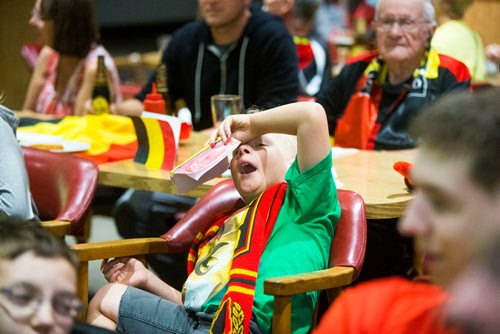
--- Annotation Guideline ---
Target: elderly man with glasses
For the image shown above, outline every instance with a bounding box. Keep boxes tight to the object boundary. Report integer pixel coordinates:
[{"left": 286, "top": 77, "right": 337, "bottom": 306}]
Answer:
[
  {"left": 316, "top": 0, "right": 472, "bottom": 283},
  {"left": 317, "top": 0, "right": 470, "bottom": 151}
]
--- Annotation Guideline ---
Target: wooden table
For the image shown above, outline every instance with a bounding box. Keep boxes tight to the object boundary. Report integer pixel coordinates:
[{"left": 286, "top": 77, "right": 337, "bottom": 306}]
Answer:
[
  {"left": 98, "top": 130, "right": 217, "bottom": 197},
  {"left": 486, "top": 72, "right": 500, "bottom": 87},
  {"left": 98, "top": 130, "right": 416, "bottom": 219},
  {"left": 14, "top": 112, "right": 416, "bottom": 218},
  {"left": 15, "top": 110, "right": 62, "bottom": 121},
  {"left": 333, "top": 149, "right": 415, "bottom": 219}
]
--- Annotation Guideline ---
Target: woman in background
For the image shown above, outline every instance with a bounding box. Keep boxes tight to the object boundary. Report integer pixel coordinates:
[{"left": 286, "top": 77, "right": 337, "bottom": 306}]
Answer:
[{"left": 22, "top": 0, "right": 121, "bottom": 116}]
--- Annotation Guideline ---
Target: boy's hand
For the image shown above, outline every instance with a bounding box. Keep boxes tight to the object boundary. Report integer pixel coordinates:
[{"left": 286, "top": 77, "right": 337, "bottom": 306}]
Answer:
[
  {"left": 101, "top": 257, "right": 151, "bottom": 289},
  {"left": 209, "top": 114, "right": 254, "bottom": 145}
]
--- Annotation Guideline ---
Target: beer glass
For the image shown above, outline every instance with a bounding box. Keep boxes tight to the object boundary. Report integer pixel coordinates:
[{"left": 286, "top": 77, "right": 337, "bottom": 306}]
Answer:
[{"left": 210, "top": 94, "right": 242, "bottom": 127}]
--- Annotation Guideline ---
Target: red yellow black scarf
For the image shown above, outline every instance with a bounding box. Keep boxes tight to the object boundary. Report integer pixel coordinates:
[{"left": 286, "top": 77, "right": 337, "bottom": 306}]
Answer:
[
  {"left": 294, "top": 36, "right": 314, "bottom": 70},
  {"left": 187, "top": 182, "right": 287, "bottom": 334}
]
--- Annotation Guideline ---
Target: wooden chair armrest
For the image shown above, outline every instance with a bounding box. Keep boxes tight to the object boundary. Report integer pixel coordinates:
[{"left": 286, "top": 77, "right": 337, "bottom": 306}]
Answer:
[
  {"left": 70, "top": 237, "right": 170, "bottom": 262},
  {"left": 265, "top": 266, "right": 354, "bottom": 334},
  {"left": 41, "top": 220, "right": 71, "bottom": 237},
  {"left": 264, "top": 266, "right": 355, "bottom": 296},
  {"left": 71, "top": 237, "right": 170, "bottom": 318}
]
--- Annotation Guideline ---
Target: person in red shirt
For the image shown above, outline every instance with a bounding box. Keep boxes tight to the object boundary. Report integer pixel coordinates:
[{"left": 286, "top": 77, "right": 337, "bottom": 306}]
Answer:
[{"left": 314, "top": 88, "right": 500, "bottom": 334}]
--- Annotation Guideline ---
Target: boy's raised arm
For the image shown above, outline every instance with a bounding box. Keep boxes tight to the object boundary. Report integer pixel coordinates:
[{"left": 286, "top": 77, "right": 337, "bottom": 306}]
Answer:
[{"left": 211, "top": 102, "right": 330, "bottom": 172}]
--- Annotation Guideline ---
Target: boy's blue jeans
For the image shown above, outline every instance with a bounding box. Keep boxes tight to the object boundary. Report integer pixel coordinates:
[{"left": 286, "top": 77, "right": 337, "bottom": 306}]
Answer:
[{"left": 117, "top": 286, "right": 262, "bottom": 334}]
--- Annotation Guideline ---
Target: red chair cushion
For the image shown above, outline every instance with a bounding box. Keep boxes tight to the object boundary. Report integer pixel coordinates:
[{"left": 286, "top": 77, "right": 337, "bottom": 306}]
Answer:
[{"left": 22, "top": 147, "right": 99, "bottom": 236}]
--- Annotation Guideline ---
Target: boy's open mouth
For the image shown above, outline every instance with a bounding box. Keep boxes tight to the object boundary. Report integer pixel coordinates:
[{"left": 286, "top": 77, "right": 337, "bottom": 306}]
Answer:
[{"left": 240, "top": 162, "right": 257, "bottom": 175}]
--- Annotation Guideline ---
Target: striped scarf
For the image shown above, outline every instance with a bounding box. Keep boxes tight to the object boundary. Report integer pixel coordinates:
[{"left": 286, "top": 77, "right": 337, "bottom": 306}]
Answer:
[
  {"left": 187, "top": 182, "right": 287, "bottom": 334},
  {"left": 335, "top": 48, "right": 439, "bottom": 149}
]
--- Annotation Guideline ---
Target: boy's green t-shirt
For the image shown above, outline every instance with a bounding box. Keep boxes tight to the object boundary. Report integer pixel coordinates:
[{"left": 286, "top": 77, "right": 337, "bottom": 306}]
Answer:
[{"left": 197, "top": 152, "right": 340, "bottom": 333}]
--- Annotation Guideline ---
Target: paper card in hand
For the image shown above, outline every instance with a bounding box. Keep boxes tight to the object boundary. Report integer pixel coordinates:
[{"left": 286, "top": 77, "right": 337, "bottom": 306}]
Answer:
[{"left": 171, "top": 137, "right": 241, "bottom": 193}]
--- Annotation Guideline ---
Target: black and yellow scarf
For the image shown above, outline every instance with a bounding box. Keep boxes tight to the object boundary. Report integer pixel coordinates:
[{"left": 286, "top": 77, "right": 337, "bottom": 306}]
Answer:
[{"left": 335, "top": 48, "right": 440, "bottom": 149}]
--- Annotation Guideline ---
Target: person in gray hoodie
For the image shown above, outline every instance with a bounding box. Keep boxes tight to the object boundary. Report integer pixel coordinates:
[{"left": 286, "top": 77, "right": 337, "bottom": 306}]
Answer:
[{"left": 0, "top": 104, "right": 38, "bottom": 223}]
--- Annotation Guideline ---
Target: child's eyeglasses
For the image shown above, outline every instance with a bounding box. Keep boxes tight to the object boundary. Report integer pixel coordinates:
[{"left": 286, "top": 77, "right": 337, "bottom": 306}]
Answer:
[{"left": 0, "top": 282, "right": 82, "bottom": 321}]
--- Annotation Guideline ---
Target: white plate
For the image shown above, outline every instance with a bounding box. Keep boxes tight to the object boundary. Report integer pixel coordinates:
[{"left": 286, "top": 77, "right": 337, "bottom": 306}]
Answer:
[
  {"left": 50, "top": 140, "right": 90, "bottom": 153},
  {"left": 21, "top": 140, "right": 90, "bottom": 153},
  {"left": 17, "top": 132, "right": 90, "bottom": 153},
  {"left": 17, "top": 131, "right": 63, "bottom": 144},
  {"left": 331, "top": 147, "right": 359, "bottom": 158}
]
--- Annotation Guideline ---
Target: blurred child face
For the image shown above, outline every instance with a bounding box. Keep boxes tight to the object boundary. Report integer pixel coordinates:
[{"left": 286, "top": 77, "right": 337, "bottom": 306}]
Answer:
[
  {"left": 230, "top": 134, "right": 295, "bottom": 203},
  {"left": 289, "top": 16, "right": 314, "bottom": 37},
  {"left": 399, "top": 148, "right": 500, "bottom": 287},
  {"left": 29, "top": 0, "right": 54, "bottom": 47},
  {"left": 0, "top": 252, "right": 78, "bottom": 334}
]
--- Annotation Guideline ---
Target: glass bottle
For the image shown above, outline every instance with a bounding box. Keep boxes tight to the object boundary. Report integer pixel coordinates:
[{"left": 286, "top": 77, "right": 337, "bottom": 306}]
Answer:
[
  {"left": 91, "top": 55, "right": 111, "bottom": 115},
  {"left": 156, "top": 64, "right": 171, "bottom": 115}
]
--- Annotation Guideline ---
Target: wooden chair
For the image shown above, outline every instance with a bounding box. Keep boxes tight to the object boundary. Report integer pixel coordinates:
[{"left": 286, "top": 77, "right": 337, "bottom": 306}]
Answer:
[
  {"left": 71, "top": 179, "right": 367, "bottom": 331},
  {"left": 264, "top": 189, "right": 366, "bottom": 333},
  {"left": 22, "top": 147, "right": 99, "bottom": 240}
]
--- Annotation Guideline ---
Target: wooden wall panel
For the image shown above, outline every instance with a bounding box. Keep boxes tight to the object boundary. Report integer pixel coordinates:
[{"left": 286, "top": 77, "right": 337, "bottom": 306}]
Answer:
[
  {"left": 0, "top": 0, "right": 37, "bottom": 109},
  {"left": 464, "top": 0, "right": 500, "bottom": 46}
]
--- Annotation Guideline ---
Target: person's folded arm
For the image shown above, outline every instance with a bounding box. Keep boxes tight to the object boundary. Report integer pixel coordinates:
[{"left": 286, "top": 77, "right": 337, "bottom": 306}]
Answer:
[{"left": 0, "top": 120, "right": 35, "bottom": 223}]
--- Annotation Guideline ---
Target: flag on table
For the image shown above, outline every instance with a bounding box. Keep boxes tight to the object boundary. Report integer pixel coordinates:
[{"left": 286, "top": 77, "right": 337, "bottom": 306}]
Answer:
[
  {"left": 130, "top": 112, "right": 180, "bottom": 171},
  {"left": 17, "top": 115, "right": 138, "bottom": 164}
]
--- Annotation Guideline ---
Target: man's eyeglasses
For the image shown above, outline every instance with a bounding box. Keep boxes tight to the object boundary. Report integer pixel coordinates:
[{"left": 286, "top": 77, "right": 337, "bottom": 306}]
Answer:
[
  {"left": 376, "top": 18, "right": 429, "bottom": 33},
  {"left": 0, "top": 283, "right": 82, "bottom": 321}
]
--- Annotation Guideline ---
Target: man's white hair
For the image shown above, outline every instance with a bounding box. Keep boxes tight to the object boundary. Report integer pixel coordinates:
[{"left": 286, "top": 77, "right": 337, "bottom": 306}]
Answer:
[{"left": 375, "top": 0, "right": 436, "bottom": 25}]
